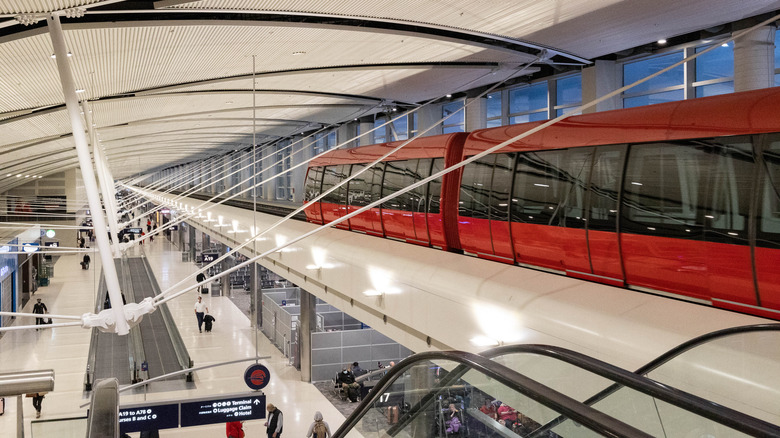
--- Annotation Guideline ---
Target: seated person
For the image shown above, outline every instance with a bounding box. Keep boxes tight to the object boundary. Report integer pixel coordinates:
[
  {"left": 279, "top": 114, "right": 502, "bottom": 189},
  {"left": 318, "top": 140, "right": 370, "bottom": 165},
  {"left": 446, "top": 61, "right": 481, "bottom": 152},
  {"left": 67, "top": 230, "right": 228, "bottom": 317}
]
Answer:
[
  {"left": 445, "top": 403, "right": 461, "bottom": 434},
  {"left": 337, "top": 367, "right": 360, "bottom": 402},
  {"left": 496, "top": 401, "right": 518, "bottom": 428},
  {"left": 351, "top": 361, "right": 367, "bottom": 377},
  {"left": 479, "top": 399, "right": 497, "bottom": 420}
]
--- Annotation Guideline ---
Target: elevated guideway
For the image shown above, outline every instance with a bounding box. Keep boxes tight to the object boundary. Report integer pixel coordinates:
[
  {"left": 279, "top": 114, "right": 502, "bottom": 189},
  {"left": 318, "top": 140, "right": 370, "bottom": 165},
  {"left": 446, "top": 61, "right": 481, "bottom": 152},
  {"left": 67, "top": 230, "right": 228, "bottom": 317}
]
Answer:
[{"left": 137, "top": 188, "right": 770, "bottom": 371}]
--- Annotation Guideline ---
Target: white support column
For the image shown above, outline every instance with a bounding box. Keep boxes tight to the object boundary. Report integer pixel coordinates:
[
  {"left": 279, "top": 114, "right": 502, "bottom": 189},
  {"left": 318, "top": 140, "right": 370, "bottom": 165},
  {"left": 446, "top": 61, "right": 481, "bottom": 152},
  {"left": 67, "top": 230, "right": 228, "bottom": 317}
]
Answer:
[
  {"left": 581, "top": 60, "right": 621, "bottom": 114},
  {"left": 465, "top": 96, "right": 487, "bottom": 131},
  {"left": 82, "top": 101, "right": 120, "bottom": 257},
  {"left": 418, "top": 104, "right": 443, "bottom": 136},
  {"left": 734, "top": 25, "right": 776, "bottom": 92},
  {"left": 358, "top": 121, "right": 374, "bottom": 146},
  {"left": 48, "top": 14, "right": 129, "bottom": 335}
]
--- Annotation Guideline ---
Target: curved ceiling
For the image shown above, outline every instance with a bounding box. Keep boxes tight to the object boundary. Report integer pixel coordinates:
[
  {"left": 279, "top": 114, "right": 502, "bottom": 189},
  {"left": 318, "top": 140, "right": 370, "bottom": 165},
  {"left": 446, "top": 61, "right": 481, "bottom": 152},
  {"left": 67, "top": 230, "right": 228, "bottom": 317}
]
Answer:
[{"left": 0, "top": 0, "right": 777, "bottom": 191}]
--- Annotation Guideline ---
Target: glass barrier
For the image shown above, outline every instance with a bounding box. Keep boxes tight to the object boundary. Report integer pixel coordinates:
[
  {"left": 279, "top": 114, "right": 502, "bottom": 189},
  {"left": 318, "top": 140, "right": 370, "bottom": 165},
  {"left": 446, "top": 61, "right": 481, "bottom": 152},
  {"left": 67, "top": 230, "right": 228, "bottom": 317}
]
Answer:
[
  {"left": 31, "top": 416, "right": 87, "bottom": 438},
  {"left": 349, "top": 357, "right": 624, "bottom": 438},
  {"left": 643, "top": 329, "right": 780, "bottom": 426},
  {"left": 489, "top": 350, "right": 766, "bottom": 437}
]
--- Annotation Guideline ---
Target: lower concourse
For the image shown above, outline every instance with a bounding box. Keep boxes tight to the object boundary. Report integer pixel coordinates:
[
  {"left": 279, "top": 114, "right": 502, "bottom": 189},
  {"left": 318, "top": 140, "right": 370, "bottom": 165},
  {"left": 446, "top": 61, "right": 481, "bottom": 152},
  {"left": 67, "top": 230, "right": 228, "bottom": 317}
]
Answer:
[{"left": 0, "top": 235, "right": 348, "bottom": 438}]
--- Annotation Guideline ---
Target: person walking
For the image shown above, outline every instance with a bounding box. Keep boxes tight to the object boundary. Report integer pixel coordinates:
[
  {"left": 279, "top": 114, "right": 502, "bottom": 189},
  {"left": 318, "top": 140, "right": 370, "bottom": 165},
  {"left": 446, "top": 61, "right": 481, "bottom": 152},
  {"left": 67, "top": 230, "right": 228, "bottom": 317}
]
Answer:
[
  {"left": 28, "top": 392, "right": 45, "bottom": 418},
  {"left": 226, "top": 420, "right": 245, "bottom": 438},
  {"left": 196, "top": 271, "right": 206, "bottom": 293},
  {"left": 32, "top": 298, "right": 47, "bottom": 329},
  {"left": 306, "top": 411, "right": 331, "bottom": 438},
  {"left": 194, "top": 296, "right": 208, "bottom": 333},
  {"left": 264, "top": 403, "right": 283, "bottom": 438}
]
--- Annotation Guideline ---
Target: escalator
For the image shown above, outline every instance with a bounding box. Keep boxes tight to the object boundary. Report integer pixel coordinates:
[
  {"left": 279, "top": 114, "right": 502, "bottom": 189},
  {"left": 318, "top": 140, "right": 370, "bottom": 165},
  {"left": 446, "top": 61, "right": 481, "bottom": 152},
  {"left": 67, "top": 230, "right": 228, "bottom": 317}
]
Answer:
[{"left": 333, "top": 325, "right": 780, "bottom": 437}]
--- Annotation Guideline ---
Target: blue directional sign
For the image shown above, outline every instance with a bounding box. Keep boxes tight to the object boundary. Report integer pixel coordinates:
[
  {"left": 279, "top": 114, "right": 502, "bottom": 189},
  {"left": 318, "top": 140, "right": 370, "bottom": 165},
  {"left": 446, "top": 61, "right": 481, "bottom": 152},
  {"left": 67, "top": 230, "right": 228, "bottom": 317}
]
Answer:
[
  {"left": 180, "top": 393, "right": 266, "bottom": 427},
  {"left": 201, "top": 252, "right": 218, "bottom": 263},
  {"left": 119, "top": 403, "right": 179, "bottom": 433}
]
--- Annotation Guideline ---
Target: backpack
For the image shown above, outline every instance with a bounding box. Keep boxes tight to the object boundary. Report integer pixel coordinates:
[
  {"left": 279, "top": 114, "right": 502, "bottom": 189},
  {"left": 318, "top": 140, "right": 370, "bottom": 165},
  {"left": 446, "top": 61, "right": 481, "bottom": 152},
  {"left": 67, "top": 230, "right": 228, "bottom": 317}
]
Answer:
[{"left": 314, "top": 420, "right": 327, "bottom": 438}]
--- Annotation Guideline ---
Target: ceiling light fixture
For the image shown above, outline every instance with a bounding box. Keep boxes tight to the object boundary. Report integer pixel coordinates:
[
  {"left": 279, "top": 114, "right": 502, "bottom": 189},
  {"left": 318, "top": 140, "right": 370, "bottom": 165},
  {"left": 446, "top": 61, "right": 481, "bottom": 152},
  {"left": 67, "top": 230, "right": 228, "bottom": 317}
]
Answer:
[{"left": 657, "top": 39, "right": 667, "bottom": 45}]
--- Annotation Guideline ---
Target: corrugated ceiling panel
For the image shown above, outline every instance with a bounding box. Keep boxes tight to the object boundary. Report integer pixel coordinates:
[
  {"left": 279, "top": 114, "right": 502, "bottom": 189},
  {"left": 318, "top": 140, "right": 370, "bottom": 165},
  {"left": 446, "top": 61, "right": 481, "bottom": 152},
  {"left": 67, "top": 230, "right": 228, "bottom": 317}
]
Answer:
[
  {"left": 163, "top": 0, "right": 608, "bottom": 39},
  {"left": 89, "top": 93, "right": 356, "bottom": 127},
  {"left": 166, "top": 0, "right": 780, "bottom": 59},
  {"left": 0, "top": 109, "right": 72, "bottom": 147},
  {"left": 61, "top": 23, "right": 513, "bottom": 100},
  {"left": 0, "top": 0, "right": 104, "bottom": 14},
  {"left": 0, "top": 33, "right": 63, "bottom": 113}
]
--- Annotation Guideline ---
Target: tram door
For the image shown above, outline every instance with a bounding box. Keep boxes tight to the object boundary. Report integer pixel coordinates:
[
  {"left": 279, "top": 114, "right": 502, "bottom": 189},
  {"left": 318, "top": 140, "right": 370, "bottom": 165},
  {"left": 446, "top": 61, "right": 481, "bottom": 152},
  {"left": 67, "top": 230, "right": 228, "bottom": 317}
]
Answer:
[
  {"left": 559, "top": 148, "right": 595, "bottom": 278},
  {"left": 583, "top": 146, "right": 625, "bottom": 285},
  {"left": 459, "top": 154, "right": 513, "bottom": 262},
  {"left": 753, "top": 136, "right": 780, "bottom": 310}
]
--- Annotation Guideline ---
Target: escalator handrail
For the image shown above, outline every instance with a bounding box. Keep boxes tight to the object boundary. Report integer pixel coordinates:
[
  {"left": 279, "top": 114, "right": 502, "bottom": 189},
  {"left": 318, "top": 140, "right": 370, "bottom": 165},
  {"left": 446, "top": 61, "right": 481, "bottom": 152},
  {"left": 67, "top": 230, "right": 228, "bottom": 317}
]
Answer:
[
  {"left": 479, "top": 342, "right": 780, "bottom": 437},
  {"left": 333, "top": 349, "right": 653, "bottom": 438},
  {"left": 632, "top": 323, "right": 780, "bottom": 376}
]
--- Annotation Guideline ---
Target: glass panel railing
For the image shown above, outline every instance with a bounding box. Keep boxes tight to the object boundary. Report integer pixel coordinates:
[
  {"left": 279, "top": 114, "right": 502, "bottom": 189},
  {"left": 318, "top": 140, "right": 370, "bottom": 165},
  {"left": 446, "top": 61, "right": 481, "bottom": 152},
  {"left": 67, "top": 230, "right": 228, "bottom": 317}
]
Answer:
[
  {"left": 640, "top": 325, "right": 780, "bottom": 426},
  {"left": 335, "top": 351, "right": 651, "bottom": 438},
  {"left": 30, "top": 416, "right": 87, "bottom": 438},
  {"left": 483, "top": 345, "right": 779, "bottom": 438}
]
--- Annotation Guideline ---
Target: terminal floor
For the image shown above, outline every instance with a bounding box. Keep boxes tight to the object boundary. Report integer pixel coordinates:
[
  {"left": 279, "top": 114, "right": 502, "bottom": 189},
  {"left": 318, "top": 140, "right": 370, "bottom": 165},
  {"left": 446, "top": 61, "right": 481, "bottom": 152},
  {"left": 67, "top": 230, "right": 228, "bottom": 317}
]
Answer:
[{"left": 0, "top": 236, "right": 349, "bottom": 437}]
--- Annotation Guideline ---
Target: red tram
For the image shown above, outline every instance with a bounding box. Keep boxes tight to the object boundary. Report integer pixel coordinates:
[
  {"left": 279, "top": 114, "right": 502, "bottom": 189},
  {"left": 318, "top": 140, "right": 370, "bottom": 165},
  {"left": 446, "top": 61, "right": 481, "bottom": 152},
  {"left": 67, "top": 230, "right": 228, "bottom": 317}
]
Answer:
[{"left": 304, "top": 87, "right": 780, "bottom": 319}]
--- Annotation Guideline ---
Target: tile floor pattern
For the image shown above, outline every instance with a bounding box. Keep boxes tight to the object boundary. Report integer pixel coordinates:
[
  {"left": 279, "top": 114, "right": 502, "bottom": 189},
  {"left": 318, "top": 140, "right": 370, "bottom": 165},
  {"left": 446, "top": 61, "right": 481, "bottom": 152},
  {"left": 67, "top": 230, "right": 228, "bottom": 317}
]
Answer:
[{"left": 0, "top": 235, "right": 355, "bottom": 437}]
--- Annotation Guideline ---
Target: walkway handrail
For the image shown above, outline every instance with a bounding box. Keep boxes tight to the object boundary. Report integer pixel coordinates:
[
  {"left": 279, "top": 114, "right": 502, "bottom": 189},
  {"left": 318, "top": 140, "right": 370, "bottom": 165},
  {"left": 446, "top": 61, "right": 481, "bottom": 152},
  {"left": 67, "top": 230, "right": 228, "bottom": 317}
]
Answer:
[
  {"left": 0, "top": 370, "right": 54, "bottom": 397},
  {"left": 141, "top": 256, "right": 193, "bottom": 378},
  {"left": 332, "top": 350, "right": 653, "bottom": 438},
  {"left": 122, "top": 256, "right": 148, "bottom": 383},
  {"left": 479, "top": 343, "right": 780, "bottom": 438},
  {"left": 83, "top": 274, "right": 104, "bottom": 391}
]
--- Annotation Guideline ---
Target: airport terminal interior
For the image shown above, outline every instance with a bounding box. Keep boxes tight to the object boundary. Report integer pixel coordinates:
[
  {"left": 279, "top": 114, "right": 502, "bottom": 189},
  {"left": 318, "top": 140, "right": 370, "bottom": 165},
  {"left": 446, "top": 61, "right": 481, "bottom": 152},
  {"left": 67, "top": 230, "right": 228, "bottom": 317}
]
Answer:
[{"left": 0, "top": 1, "right": 780, "bottom": 437}]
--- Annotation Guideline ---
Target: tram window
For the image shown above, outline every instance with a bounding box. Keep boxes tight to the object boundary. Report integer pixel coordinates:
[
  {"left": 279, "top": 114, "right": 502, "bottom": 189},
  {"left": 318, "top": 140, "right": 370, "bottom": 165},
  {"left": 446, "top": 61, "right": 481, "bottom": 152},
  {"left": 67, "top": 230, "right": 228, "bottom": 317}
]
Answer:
[
  {"left": 382, "top": 160, "right": 418, "bottom": 211},
  {"left": 759, "top": 134, "right": 780, "bottom": 247},
  {"left": 321, "top": 165, "right": 350, "bottom": 205},
  {"left": 511, "top": 150, "right": 566, "bottom": 225},
  {"left": 488, "top": 153, "right": 514, "bottom": 222},
  {"left": 588, "top": 146, "right": 624, "bottom": 232},
  {"left": 622, "top": 143, "right": 706, "bottom": 238},
  {"left": 304, "top": 167, "right": 324, "bottom": 202},
  {"left": 348, "top": 163, "right": 383, "bottom": 207},
  {"left": 412, "top": 158, "right": 433, "bottom": 213},
  {"left": 428, "top": 158, "right": 445, "bottom": 215},
  {"left": 703, "top": 137, "right": 752, "bottom": 243},
  {"left": 459, "top": 155, "right": 495, "bottom": 219},
  {"left": 560, "top": 148, "right": 593, "bottom": 229}
]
